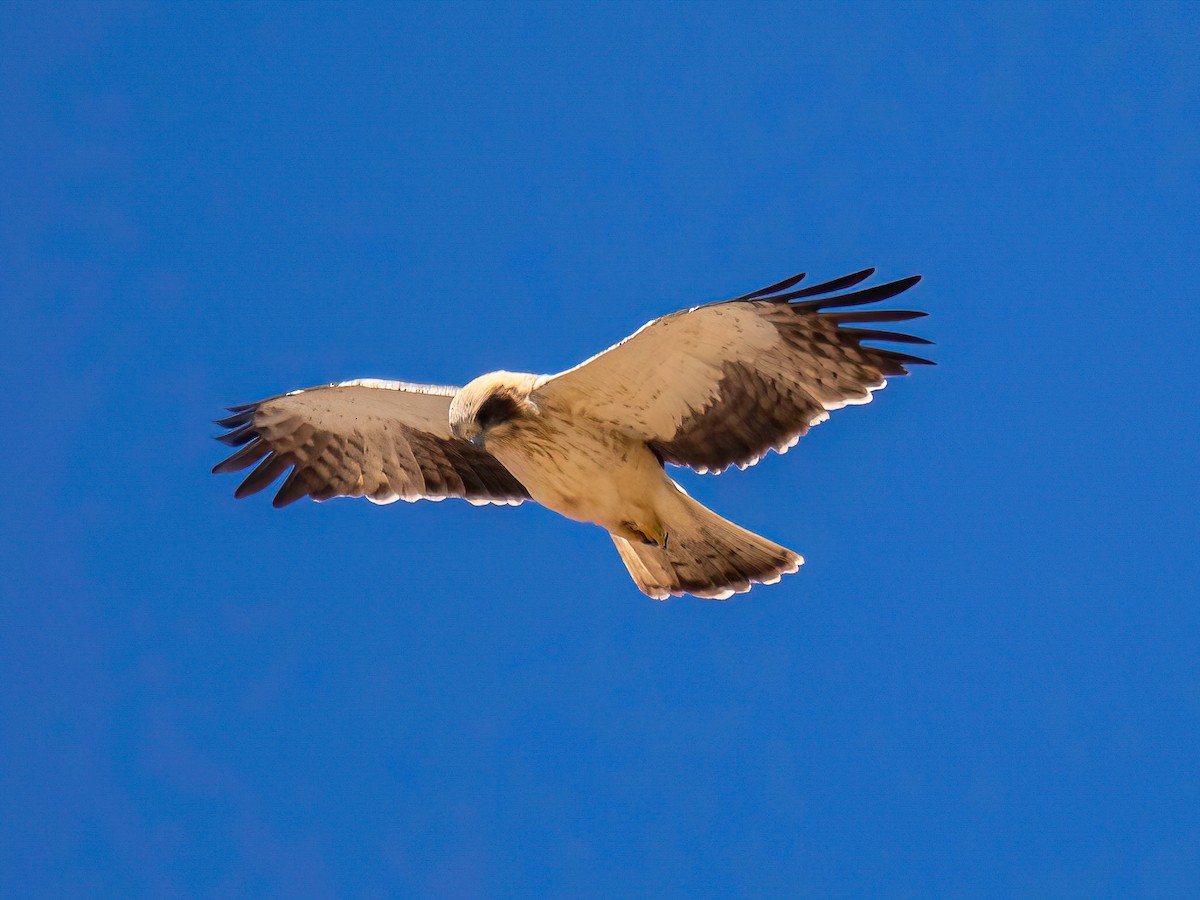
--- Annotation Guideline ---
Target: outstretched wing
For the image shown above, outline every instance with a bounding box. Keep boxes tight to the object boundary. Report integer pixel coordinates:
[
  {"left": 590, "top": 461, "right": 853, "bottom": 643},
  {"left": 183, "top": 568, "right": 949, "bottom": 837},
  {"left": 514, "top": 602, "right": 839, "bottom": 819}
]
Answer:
[
  {"left": 212, "top": 379, "right": 530, "bottom": 507},
  {"left": 535, "top": 269, "right": 932, "bottom": 474}
]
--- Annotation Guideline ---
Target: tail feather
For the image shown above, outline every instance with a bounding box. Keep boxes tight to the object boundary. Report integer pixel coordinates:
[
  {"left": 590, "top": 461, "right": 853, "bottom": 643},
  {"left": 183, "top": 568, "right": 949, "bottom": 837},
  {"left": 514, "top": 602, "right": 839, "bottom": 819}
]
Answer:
[{"left": 612, "top": 493, "right": 803, "bottom": 600}]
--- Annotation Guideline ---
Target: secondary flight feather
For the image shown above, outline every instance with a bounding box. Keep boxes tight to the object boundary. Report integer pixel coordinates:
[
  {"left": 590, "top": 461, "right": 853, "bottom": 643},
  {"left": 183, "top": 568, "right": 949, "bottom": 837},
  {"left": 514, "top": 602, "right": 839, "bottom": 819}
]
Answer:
[{"left": 213, "top": 268, "right": 932, "bottom": 599}]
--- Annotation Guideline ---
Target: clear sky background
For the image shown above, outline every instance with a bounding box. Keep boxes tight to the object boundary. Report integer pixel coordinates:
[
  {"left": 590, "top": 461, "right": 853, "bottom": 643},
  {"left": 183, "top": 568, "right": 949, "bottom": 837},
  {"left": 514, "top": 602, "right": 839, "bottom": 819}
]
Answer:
[{"left": 3, "top": 1, "right": 1198, "bottom": 896}]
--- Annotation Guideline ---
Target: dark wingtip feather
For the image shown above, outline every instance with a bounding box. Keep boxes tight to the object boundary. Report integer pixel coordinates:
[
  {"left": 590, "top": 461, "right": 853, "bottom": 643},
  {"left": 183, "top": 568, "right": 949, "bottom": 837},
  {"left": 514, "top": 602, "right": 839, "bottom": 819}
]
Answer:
[
  {"left": 828, "top": 309, "right": 928, "bottom": 324},
  {"left": 271, "top": 470, "right": 311, "bottom": 508},
  {"left": 796, "top": 274, "right": 922, "bottom": 311},
  {"left": 213, "top": 409, "right": 256, "bottom": 429},
  {"left": 732, "top": 271, "right": 807, "bottom": 301},
  {"left": 233, "top": 453, "right": 291, "bottom": 499},
  {"left": 771, "top": 267, "right": 876, "bottom": 302},
  {"left": 213, "top": 439, "right": 271, "bottom": 475},
  {"left": 841, "top": 328, "right": 935, "bottom": 346},
  {"left": 873, "top": 348, "right": 937, "bottom": 367},
  {"left": 214, "top": 422, "right": 258, "bottom": 446}
]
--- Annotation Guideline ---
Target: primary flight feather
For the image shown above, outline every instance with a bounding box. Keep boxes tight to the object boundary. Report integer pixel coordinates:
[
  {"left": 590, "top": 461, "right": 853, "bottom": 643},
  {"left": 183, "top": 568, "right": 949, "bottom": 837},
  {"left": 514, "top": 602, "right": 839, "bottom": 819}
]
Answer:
[{"left": 213, "top": 268, "right": 932, "bottom": 599}]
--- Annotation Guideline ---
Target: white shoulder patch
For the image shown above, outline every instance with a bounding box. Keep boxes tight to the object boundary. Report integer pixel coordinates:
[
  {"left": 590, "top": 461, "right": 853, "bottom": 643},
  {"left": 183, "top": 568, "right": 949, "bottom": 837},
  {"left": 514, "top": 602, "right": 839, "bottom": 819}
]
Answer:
[{"left": 333, "top": 378, "right": 460, "bottom": 396}]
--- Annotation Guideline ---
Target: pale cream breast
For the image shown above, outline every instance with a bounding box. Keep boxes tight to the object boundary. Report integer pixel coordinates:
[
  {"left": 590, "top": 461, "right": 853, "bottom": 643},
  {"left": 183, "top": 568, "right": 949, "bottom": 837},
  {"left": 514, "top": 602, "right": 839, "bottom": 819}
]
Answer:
[{"left": 487, "top": 413, "right": 666, "bottom": 531}]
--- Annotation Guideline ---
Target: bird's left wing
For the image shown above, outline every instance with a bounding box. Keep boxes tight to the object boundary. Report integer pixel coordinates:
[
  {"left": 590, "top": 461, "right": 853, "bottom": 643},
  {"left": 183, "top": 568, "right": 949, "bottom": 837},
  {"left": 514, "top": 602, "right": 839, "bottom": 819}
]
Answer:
[
  {"left": 534, "top": 269, "right": 933, "bottom": 474},
  {"left": 212, "top": 379, "right": 530, "bottom": 507}
]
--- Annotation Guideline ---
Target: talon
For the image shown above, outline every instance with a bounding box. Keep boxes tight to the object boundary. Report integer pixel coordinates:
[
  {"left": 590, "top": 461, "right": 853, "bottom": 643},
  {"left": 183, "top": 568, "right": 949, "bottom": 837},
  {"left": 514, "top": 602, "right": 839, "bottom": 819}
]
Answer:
[
  {"left": 621, "top": 520, "right": 666, "bottom": 548},
  {"left": 641, "top": 519, "right": 668, "bottom": 548}
]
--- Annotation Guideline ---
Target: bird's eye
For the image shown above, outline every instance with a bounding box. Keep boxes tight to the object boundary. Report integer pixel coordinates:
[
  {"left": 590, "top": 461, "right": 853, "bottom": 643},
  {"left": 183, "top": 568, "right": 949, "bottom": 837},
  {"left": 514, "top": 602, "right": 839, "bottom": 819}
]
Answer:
[{"left": 476, "top": 393, "right": 520, "bottom": 430}]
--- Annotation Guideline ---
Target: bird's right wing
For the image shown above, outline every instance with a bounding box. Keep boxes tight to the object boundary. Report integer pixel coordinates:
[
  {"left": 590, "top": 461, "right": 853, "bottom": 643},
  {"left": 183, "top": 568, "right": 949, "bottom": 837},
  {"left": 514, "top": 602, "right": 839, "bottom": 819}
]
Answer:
[{"left": 212, "top": 379, "right": 530, "bottom": 508}]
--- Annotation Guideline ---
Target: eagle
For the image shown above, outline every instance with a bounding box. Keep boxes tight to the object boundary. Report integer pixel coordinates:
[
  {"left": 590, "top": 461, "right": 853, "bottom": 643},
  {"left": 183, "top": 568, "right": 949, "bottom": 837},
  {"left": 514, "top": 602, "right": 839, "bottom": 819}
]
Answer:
[{"left": 213, "top": 268, "right": 932, "bottom": 599}]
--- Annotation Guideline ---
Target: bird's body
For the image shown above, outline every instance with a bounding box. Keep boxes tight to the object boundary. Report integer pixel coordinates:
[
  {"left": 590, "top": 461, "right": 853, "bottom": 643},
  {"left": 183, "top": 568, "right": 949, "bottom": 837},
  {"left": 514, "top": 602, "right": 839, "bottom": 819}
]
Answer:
[
  {"left": 214, "top": 268, "right": 932, "bottom": 599},
  {"left": 491, "top": 409, "right": 669, "bottom": 543},
  {"left": 454, "top": 372, "right": 670, "bottom": 543}
]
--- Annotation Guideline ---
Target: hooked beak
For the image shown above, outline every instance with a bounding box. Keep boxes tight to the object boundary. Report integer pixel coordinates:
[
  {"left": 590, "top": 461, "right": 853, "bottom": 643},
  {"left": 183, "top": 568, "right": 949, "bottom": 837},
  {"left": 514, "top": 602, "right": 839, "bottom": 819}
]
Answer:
[{"left": 453, "top": 420, "right": 486, "bottom": 448}]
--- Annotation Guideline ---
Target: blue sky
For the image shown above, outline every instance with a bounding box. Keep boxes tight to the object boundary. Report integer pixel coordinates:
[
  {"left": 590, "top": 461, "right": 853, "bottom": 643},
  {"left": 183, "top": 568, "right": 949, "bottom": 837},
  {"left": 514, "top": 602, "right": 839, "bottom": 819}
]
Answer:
[{"left": 3, "top": 1, "right": 1198, "bottom": 895}]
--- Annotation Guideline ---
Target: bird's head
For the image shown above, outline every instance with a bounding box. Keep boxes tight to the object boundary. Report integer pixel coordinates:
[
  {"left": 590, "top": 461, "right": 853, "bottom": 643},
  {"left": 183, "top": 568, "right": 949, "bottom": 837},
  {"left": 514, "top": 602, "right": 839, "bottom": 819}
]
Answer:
[{"left": 449, "top": 371, "right": 542, "bottom": 448}]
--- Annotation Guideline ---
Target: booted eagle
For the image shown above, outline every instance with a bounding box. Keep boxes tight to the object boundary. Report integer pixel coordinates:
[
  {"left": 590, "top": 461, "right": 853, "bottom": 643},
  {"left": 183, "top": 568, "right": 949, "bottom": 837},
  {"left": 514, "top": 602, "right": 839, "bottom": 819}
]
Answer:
[{"left": 213, "top": 268, "right": 932, "bottom": 599}]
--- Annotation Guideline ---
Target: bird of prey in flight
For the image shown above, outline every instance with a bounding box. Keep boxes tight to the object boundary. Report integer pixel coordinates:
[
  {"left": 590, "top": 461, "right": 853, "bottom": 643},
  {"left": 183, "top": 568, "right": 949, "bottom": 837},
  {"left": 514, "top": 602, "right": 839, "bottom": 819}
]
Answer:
[{"left": 213, "top": 268, "right": 932, "bottom": 599}]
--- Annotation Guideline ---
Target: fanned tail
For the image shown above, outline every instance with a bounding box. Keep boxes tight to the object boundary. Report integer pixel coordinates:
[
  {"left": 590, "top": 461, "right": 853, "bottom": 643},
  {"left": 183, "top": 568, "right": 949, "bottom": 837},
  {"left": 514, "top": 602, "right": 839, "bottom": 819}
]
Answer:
[{"left": 611, "top": 492, "right": 802, "bottom": 600}]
